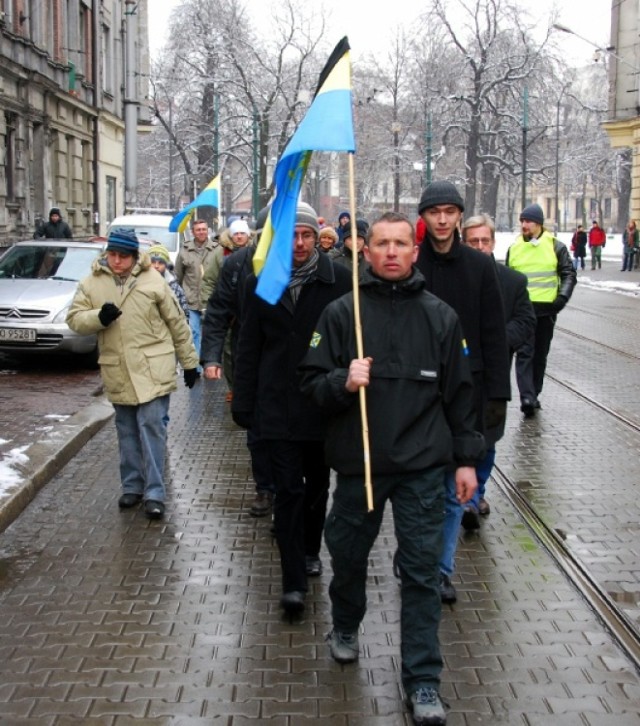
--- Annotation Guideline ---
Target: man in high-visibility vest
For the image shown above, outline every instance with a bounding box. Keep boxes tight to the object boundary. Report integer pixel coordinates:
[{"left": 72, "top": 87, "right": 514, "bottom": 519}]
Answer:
[{"left": 506, "top": 203, "right": 576, "bottom": 417}]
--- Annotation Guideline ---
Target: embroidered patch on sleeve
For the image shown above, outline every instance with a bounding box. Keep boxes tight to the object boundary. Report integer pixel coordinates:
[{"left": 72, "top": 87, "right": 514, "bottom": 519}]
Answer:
[
  {"left": 461, "top": 338, "right": 469, "bottom": 356},
  {"left": 310, "top": 331, "right": 322, "bottom": 348}
]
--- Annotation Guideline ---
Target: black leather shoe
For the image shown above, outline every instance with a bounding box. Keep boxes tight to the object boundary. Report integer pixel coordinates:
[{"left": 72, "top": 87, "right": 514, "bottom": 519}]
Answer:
[
  {"left": 461, "top": 505, "right": 480, "bottom": 531},
  {"left": 305, "top": 556, "right": 323, "bottom": 577},
  {"left": 440, "top": 574, "right": 457, "bottom": 604},
  {"left": 520, "top": 399, "right": 536, "bottom": 418},
  {"left": 280, "top": 591, "right": 305, "bottom": 616},
  {"left": 118, "top": 493, "right": 142, "bottom": 509},
  {"left": 144, "top": 500, "right": 165, "bottom": 520}
]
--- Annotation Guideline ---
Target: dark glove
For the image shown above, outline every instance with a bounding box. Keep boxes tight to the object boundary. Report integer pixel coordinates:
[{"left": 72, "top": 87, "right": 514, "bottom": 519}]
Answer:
[
  {"left": 183, "top": 368, "right": 199, "bottom": 389},
  {"left": 98, "top": 302, "right": 122, "bottom": 327},
  {"left": 485, "top": 399, "right": 507, "bottom": 431},
  {"left": 232, "top": 410, "right": 254, "bottom": 430},
  {"left": 552, "top": 294, "right": 568, "bottom": 313}
]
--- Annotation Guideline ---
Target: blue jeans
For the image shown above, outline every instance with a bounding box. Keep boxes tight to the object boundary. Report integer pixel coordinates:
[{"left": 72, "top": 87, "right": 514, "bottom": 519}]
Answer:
[
  {"left": 469, "top": 447, "right": 496, "bottom": 510},
  {"left": 325, "top": 467, "right": 445, "bottom": 694},
  {"left": 188, "top": 309, "right": 202, "bottom": 370},
  {"left": 114, "top": 395, "right": 170, "bottom": 502},
  {"left": 440, "top": 471, "right": 462, "bottom": 577}
]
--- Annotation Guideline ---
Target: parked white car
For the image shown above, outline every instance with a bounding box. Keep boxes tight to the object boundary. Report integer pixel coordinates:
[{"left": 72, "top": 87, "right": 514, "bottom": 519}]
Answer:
[{"left": 107, "top": 213, "right": 183, "bottom": 263}]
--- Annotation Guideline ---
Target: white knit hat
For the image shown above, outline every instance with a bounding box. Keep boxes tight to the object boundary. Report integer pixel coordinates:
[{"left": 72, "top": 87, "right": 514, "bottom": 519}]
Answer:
[{"left": 229, "top": 219, "right": 250, "bottom": 236}]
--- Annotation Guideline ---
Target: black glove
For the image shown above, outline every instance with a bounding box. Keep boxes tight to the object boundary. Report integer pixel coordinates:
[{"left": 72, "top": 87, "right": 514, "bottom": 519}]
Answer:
[
  {"left": 98, "top": 302, "right": 122, "bottom": 327},
  {"left": 183, "top": 368, "right": 199, "bottom": 389},
  {"left": 232, "top": 410, "right": 254, "bottom": 430},
  {"left": 552, "top": 294, "right": 568, "bottom": 313},
  {"left": 485, "top": 399, "right": 507, "bottom": 431}
]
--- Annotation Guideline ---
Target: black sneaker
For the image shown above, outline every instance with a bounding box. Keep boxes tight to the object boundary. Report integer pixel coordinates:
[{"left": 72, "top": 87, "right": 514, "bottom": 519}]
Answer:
[
  {"left": 520, "top": 399, "right": 536, "bottom": 418},
  {"left": 118, "top": 493, "right": 142, "bottom": 509},
  {"left": 305, "top": 556, "right": 323, "bottom": 577},
  {"left": 144, "top": 500, "right": 165, "bottom": 520},
  {"left": 407, "top": 686, "right": 446, "bottom": 725},
  {"left": 439, "top": 573, "right": 457, "bottom": 604},
  {"left": 327, "top": 629, "right": 359, "bottom": 663},
  {"left": 249, "top": 491, "right": 273, "bottom": 518}
]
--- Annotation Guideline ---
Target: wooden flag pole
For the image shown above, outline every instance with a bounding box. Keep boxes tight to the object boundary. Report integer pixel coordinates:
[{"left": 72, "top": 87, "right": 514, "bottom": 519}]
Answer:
[{"left": 347, "top": 153, "right": 373, "bottom": 511}]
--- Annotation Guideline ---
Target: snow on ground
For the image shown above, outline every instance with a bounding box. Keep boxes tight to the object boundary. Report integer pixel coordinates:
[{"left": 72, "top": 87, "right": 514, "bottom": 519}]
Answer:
[{"left": 0, "top": 445, "right": 29, "bottom": 493}]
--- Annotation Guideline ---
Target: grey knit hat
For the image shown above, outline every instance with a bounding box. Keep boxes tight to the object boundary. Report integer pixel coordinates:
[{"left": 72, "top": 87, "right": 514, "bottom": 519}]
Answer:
[
  {"left": 295, "top": 202, "right": 320, "bottom": 234},
  {"left": 519, "top": 203, "right": 544, "bottom": 226},
  {"left": 418, "top": 181, "right": 464, "bottom": 214}
]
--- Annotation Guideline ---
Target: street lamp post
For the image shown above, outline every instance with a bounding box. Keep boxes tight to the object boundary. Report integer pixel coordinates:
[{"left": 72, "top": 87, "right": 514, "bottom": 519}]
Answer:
[
  {"left": 554, "top": 83, "right": 571, "bottom": 233},
  {"left": 521, "top": 86, "right": 528, "bottom": 209}
]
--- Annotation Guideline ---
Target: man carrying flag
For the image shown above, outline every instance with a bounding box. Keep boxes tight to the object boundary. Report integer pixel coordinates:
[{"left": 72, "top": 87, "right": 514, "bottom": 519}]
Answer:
[{"left": 231, "top": 203, "right": 351, "bottom": 616}]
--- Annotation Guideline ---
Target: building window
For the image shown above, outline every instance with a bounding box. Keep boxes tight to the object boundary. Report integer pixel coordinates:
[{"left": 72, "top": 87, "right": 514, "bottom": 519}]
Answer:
[
  {"left": 575, "top": 198, "right": 582, "bottom": 220},
  {"left": 102, "top": 24, "right": 113, "bottom": 93},
  {"left": 546, "top": 198, "right": 552, "bottom": 220},
  {"left": 106, "top": 176, "right": 117, "bottom": 223},
  {"left": 589, "top": 198, "right": 598, "bottom": 217},
  {"left": 4, "top": 113, "right": 16, "bottom": 202},
  {"left": 604, "top": 197, "right": 611, "bottom": 218}
]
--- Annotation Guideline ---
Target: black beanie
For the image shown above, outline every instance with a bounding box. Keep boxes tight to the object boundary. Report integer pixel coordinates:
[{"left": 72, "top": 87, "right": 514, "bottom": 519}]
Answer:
[
  {"left": 344, "top": 219, "right": 369, "bottom": 240},
  {"left": 519, "top": 203, "right": 544, "bottom": 226},
  {"left": 418, "top": 181, "right": 464, "bottom": 214}
]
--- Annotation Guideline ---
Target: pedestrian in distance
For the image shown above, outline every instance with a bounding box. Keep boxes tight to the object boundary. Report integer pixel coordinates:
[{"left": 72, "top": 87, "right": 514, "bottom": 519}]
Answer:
[
  {"left": 506, "top": 203, "right": 576, "bottom": 418},
  {"left": 174, "top": 217, "right": 219, "bottom": 367},
  {"left": 34, "top": 207, "right": 73, "bottom": 239},
  {"left": 329, "top": 218, "right": 369, "bottom": 279},
  {"left": 588, "top": 219, "right": 606, "bottom": 270},
  {"left": 231, "top": 202, "right": 352, "bottom": 618},
  {"left": 570, "top": 224, "right": 587, "bottom": 271},
  {"left": 67, "top": 228, "right": 199, "bottom": 520},
  {"left": 299, "top": 211, "right": 484, "bottom": 726},
  {"left": 413, "top": 180, "right": 510, "bottom": 605},
  {"left": 460, "top": 214, "right": 535, "bottom": 529},
  {"left": 201, "top": 206, "right": 276, "bottom": 519},
  {"left": 621, "top": 219, "right": 638, "bottom": 272},
  {"left": 334, "top": 209, "right": 351, "bottom": 249}
]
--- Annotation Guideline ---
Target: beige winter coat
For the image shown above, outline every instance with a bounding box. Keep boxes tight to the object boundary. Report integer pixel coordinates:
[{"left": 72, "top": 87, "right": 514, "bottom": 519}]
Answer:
[
  {"left": 173, "top": 237, "right": 219, "bottom": 310},
  {"left": 66, "top": 252, "right": 199, "bottom": 405}
]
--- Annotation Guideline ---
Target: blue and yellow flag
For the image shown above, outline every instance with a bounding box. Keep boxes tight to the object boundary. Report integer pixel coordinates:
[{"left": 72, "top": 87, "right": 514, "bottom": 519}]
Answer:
[
  {"left": 169, "top": 174, "right": 221, "bottom": 233},
  {"left": 254, "top": 37, "right": 356, "bottom": 304}
]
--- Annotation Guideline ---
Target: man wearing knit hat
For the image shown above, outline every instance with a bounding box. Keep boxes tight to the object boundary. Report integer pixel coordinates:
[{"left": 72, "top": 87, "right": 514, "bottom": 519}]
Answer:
[
  {"left": 413, "top": 180, "right": 510, "bottom": 606},
  {"left": 67, "top": 228, "right": 199, "bottom": 520},
  {"left": 231, "top": 202, "right": 352, "bottom": 617},
  {"left": 506, "top": 202, "right": 576, "bottom": 417},
  {"left": 201, "top": 206, "right": 276, "bottom": 519}
]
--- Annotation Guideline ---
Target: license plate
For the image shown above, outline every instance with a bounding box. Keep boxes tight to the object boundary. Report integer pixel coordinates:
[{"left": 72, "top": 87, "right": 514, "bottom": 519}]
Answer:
[{"left": 0, "top": 327, "right": 37, "bottom": 342}]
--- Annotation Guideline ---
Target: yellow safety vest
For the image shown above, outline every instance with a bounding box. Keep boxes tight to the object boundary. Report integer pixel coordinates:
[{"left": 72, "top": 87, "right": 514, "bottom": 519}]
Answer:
[{"left": 508, "top": 231, "right": 558, "bottom": 303}]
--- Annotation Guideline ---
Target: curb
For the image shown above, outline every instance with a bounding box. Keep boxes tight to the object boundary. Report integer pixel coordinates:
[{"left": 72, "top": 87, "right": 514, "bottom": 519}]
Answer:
[{"left": 0, "top": 395, "right": 114, "bottom": 534}]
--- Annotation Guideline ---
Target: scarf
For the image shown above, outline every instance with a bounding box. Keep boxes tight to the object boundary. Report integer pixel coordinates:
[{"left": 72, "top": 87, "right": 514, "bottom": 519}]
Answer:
[{"left": 288, "top": 248, "right": 319, "bottom": 305}]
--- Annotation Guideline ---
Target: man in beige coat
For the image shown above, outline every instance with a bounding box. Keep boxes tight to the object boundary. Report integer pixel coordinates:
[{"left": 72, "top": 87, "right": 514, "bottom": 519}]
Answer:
[{"left": 67, "top": 229, "right": 199, "bottom": 519}]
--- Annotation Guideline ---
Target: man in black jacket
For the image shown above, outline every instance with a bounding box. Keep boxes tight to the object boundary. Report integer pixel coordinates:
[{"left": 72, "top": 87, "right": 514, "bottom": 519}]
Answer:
[
  {"left": 34, "top": 207, "right": 73, "bottom": 239},
  {"left": 415, "top": 181, "right": 510, "bottom": 604},
  {"left": 299, "top": 212, "right": 483, "bottom": 726},
  {"left": 201, "top": 207, "right": 276, "bottom": 519},
  {"left": 231, "top": 202, "right": 352, "bottom": 617},
  {"left": 460, "top": 214, "right": 536, "bottom": 528}
]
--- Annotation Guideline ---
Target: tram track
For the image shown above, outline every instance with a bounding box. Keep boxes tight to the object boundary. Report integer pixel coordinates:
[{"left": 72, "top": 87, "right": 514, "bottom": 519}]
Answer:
[
  {"left": 492, "top": 463, "right": 640, "bottom": 672},
  {"left": 556, "top": 323, "right": 640, "bottom": 362}
]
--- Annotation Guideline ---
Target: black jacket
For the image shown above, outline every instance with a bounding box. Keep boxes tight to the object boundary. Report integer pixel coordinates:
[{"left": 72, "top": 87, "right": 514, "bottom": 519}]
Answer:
[
  {"left": 232, "top": 253, "right": 352, "bottom": 440},
  {"left": 415, "top": 233, "right": 511, "bottom": 434},
  {"left": 299, "top": 267, "right": 485, "bottom": 476},
  {"left": 200, "top": 245, "right": 255, "bottom": 366},
  {"left": 494, "top": 261, "right": 536, "bottom": 356},
  {"left": 34, "top": 218, "right": 72, "bottom": 239}
]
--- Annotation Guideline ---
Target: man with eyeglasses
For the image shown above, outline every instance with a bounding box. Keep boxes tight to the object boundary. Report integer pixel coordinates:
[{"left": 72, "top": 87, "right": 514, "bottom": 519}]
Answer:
[
  {"left": 231, "top": 202, "right": 352, "bottom": 618},
  {"left": 461, "top": 214, "right": 535, "bottom": 528}
]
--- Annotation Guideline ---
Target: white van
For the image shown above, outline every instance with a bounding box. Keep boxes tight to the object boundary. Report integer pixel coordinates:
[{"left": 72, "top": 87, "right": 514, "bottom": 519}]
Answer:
[{"left": 107, "top": 212, "right": 184, "bottom": 264}]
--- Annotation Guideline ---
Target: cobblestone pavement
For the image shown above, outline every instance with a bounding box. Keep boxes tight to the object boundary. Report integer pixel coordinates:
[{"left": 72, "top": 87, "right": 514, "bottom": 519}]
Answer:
[{"left": 1, "top": 379, "right": 640, "bottom": 724}]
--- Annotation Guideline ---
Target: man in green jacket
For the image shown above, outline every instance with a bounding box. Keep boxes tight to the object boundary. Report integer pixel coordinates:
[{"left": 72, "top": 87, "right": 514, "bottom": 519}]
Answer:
[{"left": 67, "top": 229, "right": 199, "bottom": 519}]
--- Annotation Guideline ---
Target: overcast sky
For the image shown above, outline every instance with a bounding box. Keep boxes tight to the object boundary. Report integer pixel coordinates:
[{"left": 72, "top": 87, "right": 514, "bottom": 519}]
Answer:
[{"left": 147, "top": 0, "right": 612, "bottom": 65}]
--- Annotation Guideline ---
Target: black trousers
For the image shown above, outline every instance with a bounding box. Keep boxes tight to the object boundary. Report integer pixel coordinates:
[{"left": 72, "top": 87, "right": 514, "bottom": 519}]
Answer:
[{"left": 267, "top": 439, "right": 330, "bottom": 593}]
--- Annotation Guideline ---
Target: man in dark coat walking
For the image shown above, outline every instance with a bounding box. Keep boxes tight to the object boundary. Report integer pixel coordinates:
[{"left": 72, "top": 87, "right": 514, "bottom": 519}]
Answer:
[
  {"left": 231, "top": 202, "right": 352, "bottom": 617},
  {"left": 414, "top": 181, "right": 510, "bottom": 604},
  {"left": 34, "top": 207, "right": 73, "bottom": 239},
  {"left": 460, "top": 214, "right": 536, "bottom": 528}
]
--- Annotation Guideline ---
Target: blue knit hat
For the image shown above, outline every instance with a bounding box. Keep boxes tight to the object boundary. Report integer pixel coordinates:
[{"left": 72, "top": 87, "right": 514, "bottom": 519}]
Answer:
[{"left": 106, "top": 228, "right": 139, "bottom": 255}]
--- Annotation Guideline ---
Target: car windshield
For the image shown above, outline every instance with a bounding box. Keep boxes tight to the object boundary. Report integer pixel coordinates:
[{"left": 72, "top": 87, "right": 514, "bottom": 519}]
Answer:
[
  {"left": 129, "top": 227, "right": 177, "bottom": 251},
  {"left": 0, "top": 245, "right": 101, "bottom": 281}
]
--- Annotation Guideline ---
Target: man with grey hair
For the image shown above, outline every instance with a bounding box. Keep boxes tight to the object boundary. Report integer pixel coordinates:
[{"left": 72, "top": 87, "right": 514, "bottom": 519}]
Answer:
[
  {"left": 460, "top": 214, "right": 535, "bottom": 528},
  {"left": 231, "top": 202, "right": 352, "bottom": 617}
]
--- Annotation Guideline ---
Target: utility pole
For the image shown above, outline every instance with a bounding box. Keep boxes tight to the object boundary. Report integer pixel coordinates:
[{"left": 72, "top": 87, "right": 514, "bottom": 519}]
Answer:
[
  {"left": 521, "top": 86, "right": 528, "bottom": 210},
  {"left": 425, "top": 113, "right": 432, "bottom": 186},
  {"left": 213, "top": 93, "right": 219, "bottom": 176},
  {"left": 124, "top": 0, "right": 139, "bottom": 209},
  {"left": 252, "top": 107, "right": 259, "bottom": 218}
]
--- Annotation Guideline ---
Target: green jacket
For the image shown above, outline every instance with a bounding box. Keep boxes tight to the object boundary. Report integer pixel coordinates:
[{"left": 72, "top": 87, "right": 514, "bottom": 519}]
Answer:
[
  {"left": 67, "top": 252, "right": 199, "bottom": 405},
  {"left": 174, "top": 236, "right": 219, "bottom": 310}
]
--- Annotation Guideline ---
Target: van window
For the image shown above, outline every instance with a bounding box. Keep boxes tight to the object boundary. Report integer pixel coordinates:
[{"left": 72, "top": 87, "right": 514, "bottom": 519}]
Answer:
[{"left": 129, "top": 226, "right": 179, "bottom": 251}]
